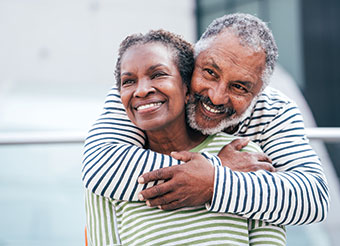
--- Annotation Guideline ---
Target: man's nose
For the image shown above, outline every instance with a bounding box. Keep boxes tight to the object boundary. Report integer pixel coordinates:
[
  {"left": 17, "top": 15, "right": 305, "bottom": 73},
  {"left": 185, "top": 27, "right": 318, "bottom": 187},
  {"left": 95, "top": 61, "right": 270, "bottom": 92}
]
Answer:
[
  {"left": 208, "top": 84, "right": 229, "bottom": 105},
  {"left": 133, "top": 79, "right": 155, "bottom": 98}
]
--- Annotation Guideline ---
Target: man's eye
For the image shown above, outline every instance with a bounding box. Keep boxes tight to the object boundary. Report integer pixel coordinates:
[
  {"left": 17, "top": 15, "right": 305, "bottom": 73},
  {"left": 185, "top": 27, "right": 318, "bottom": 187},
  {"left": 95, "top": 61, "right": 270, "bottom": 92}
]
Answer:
[
  {"left": 204, "top": 68, "right": 217, "bottom": 77},
  {"left": 232, "top": 84, "right": 247, "bottom": 92}
]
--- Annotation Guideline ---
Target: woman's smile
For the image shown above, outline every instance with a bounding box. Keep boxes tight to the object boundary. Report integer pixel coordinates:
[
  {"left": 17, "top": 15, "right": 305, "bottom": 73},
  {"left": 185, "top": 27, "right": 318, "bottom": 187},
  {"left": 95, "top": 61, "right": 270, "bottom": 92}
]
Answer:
[
  {"left": 134, "top": 100, "right": 164, "bottom": 112},
  {"left": 119, "top": 43, "right": 187, "bottom": 132}
]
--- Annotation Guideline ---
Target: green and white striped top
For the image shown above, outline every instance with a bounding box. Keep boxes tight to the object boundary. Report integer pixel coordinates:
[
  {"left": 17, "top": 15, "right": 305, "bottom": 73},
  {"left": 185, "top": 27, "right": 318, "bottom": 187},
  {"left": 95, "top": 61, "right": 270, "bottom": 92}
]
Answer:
[{"left": 85, "top": 132, "right": 286, "bottom": 246}]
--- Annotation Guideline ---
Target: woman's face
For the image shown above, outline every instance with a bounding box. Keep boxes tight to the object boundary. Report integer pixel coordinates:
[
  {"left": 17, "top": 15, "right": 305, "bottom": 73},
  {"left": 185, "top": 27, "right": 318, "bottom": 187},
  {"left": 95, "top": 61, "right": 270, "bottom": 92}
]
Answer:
[{"left": 119, "top": 43, "right": 188, "bottom": 132}]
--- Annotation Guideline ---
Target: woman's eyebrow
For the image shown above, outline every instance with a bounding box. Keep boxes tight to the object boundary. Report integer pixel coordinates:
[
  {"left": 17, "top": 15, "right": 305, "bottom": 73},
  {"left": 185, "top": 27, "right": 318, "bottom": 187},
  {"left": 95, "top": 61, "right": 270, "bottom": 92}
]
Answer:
[
  {"left": 121, "top": 72, "right": 133, "bottom": 76},
  {"left": 148, "top": 63, "right": 166, "bottom": 72}
]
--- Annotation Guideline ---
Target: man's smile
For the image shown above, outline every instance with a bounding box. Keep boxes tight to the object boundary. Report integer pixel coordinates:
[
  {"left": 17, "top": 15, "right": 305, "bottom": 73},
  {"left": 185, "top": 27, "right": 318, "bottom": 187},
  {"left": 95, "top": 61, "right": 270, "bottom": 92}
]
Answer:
[
  {"left": 193, "top": 93, "right": 236, "bottom": 119},
  {"left": 202, "top": 101, "right": 225, "bottom": 114}
]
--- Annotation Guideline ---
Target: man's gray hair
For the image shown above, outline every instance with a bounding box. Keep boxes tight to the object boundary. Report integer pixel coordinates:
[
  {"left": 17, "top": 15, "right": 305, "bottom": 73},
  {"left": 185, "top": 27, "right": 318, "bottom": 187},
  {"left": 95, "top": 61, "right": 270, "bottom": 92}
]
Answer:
[{"left": 194, "top": 13, "right": 278, "bottom": 88}]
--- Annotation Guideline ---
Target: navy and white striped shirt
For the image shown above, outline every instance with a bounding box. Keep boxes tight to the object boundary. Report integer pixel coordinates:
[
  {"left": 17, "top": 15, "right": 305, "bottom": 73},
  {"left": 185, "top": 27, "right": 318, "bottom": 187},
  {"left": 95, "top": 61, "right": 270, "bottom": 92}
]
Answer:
[{"left": 82, "top": 86, "right": 329, "bottom": 225}]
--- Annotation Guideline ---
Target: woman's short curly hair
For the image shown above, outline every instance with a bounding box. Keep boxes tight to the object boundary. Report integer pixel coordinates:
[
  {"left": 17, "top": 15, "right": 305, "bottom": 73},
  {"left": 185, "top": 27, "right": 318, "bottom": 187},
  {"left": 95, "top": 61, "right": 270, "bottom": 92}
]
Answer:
[{"left": 115, "top": 29, "right": 194, "bottom": 90}]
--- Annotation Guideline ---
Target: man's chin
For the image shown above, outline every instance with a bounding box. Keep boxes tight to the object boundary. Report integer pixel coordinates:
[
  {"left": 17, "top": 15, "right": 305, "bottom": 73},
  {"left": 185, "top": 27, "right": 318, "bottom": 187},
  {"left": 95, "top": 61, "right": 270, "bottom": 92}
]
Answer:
[
  {"left": 198, "top": 117, "right": 238, "bottom": 135},
  {"left": 186, "top": 103, "right": 250, "bottom": 135},
  {"left": 187, "top": 110, "right": 235, "bottom": 135},
  {"left": 186, "top": 96, "right": 256, "bottom": 135},
  {"left": 190, "top": 120, "right": 227, "bottom": 136}
]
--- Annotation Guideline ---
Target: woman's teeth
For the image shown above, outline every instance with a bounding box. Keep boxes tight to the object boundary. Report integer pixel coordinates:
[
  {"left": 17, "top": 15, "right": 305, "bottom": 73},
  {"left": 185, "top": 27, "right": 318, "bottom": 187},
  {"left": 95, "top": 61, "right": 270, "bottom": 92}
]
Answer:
[{"left": 137, "top": 102, "right": 162, "bottom": 111}]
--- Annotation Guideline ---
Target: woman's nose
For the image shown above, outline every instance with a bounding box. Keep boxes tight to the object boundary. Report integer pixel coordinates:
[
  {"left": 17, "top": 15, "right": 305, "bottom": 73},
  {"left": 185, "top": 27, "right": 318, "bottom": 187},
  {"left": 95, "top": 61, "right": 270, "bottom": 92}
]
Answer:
[{"left": 133, "top": 79, "right": 155, "bottom": 98}]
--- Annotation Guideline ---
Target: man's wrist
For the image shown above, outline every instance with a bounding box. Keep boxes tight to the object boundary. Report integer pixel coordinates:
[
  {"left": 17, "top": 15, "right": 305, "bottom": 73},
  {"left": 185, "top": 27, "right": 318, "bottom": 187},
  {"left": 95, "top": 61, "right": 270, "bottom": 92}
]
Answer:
[{"left": 205, "top": 165, "right": 231, "bottom": 212}]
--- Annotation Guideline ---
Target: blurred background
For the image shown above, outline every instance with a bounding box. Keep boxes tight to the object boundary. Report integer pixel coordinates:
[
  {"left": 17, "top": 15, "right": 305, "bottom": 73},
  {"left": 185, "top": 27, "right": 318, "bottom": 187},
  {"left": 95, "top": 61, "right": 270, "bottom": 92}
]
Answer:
[{"left": 0, "top": 0, "right": 339, "bottom": 245}]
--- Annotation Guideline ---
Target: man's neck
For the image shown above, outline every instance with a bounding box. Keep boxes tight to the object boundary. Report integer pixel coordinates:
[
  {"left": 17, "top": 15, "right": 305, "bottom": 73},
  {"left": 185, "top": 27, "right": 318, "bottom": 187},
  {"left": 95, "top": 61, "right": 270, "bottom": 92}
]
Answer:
[{"left": 224, "top": 124, "right": 239, "bottom": 134}]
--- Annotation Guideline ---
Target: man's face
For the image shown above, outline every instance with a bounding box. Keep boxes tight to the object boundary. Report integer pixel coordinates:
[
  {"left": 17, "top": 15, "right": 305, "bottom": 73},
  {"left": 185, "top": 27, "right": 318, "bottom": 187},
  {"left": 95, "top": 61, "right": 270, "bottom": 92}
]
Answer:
[{"left": 187, "top": 30, "right": 266, "bottom": 135}]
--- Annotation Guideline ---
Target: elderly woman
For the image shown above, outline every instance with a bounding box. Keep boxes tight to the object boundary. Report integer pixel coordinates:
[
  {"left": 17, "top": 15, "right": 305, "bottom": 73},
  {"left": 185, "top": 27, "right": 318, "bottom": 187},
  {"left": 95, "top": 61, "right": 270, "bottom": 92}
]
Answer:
[{"left": 85, "top": 30, "right": 285, "bottom": 246}]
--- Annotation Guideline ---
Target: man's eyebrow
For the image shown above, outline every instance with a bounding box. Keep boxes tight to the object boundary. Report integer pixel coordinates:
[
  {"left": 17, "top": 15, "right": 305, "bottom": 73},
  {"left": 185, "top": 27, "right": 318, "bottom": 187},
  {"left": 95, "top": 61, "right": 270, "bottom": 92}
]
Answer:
[
  {"left": 211, "top": 62, "right": 222, "bottom": 73},
  {"left": 203, "top": 58, "right": 222, "bottom": 73}
]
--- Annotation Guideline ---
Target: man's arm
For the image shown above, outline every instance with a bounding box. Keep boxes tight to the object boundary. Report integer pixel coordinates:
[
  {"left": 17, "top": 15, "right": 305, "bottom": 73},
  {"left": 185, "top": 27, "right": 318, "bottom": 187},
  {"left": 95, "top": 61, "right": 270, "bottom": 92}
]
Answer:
[
  {"left": 82, "top": 87, "right": 222, "bottom": 201},
  {"left": 82, "top": 87, "right": 178, "bottom": 201},
  {"left": 138, "top": 100, "right": 330, "bottom": 225},
  {"left": 209, "top": 102, "right": 330, "bottom": 225}
]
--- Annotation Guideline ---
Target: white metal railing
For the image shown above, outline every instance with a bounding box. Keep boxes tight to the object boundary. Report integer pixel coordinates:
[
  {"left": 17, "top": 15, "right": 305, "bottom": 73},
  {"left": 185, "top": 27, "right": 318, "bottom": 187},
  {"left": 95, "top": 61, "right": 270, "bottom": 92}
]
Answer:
[
  {"left": 0, "top": 128, "right": 340, "bottom": 145},
  {"left": 0, "top": 131, "right": 86, "bottom": 145},
  {"left": 305, "top": 127, "right": 340, "bottom": 142}
]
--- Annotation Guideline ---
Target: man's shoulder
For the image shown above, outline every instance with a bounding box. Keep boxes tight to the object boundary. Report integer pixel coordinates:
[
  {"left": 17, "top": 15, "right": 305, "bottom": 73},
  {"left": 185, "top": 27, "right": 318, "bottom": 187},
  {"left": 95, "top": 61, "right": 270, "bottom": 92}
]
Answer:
[
  {"left": 106, "top": 86, "right": 121, "bottom": 98},
  {"left": 103, "top": 86, "right": 126, "bottom": 112},
  {"left": 239, "top": 86, "right": 299, "bottom": 132},
  {"left": 253, "top": 86, "right": 298, "bottom": 115},
  {"left": 258, "top": 86, "right": 295, "bottom": 106}
]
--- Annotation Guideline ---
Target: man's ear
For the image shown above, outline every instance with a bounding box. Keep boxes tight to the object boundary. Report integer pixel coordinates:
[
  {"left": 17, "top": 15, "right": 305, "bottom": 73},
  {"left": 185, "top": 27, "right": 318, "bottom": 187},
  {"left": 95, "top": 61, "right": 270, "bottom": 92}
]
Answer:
[{"left": 184, "top": 86, "right": 190, "bottom": 104}]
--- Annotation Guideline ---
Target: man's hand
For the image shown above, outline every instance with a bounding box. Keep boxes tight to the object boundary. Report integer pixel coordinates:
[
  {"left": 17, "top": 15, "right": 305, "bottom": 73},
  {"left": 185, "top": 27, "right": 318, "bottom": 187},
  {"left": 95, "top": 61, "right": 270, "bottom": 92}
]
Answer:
[
  {"left": 218, "top": 138, "right": 275, "bottom": 172},
  {"left": 138, "top": 152, "right": 214, "bottom": 210}
]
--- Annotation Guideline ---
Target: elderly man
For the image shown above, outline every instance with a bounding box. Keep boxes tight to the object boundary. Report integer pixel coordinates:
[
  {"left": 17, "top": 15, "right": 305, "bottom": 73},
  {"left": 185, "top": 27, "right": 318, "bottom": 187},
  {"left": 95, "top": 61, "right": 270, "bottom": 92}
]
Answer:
[{"left": 82, "top": 13, "right": 329, "bottom": 226}]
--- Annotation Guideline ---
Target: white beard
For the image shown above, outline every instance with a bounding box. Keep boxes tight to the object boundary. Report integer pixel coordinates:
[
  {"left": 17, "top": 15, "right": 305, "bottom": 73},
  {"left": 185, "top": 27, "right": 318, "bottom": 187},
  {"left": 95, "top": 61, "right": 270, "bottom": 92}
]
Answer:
[{"left": 186, "top": 96, "right": 258, "bottom": 135}]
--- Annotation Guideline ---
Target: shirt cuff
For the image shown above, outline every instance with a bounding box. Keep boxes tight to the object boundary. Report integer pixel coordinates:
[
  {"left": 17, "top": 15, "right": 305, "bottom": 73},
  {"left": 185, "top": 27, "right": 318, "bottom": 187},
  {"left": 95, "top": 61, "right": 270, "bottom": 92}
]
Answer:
[
  {"left": 205, "top": 165, "right": 231, "bottom": 212},
  {"left": 200, "top": 152, "right": 222, "bottom": 167}
]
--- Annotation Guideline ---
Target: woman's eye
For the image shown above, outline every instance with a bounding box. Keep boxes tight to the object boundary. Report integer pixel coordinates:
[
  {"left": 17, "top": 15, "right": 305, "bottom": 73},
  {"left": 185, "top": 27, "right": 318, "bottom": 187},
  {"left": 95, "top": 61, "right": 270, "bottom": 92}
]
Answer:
[
  {"left": 121, "top": 79, "right": 135, "bottom": 86},
  {"left": 151, "top": 72, "right": 166, "bottom": 79}
]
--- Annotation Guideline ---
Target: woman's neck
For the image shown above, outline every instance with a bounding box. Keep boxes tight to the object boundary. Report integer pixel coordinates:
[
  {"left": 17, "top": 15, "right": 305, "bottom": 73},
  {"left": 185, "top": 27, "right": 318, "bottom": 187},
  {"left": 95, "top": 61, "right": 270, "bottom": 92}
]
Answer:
[{"left": 146, "top": 125, "right": 206, "bottom": 155}]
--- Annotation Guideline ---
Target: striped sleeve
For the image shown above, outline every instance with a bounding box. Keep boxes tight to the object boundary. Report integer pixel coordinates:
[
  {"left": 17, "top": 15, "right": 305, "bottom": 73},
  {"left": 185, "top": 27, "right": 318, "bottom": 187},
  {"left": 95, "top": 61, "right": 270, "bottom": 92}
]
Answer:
[
  {"left": 248, "top": 220, "right": 286, "bottom": 245},
  {"left": 82, "top": 87, "right": 181, "bottom": 201},
  {"left": 207, "top": 96, "right": 330, "bottom": 225},
  {"left": 81, "top": 87, "right": 221, "bottom": 201}
]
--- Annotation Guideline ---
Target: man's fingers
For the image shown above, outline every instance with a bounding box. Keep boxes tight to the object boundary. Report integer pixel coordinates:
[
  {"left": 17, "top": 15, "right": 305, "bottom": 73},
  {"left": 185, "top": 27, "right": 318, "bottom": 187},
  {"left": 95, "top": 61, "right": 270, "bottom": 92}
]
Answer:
[
  {"left": 254, "top": 161, "right": 276, "bottom": 172},
  {"left": 218, "top": 138, "right": 250, "bottom": 156},
  {"left": 145, "top": 193, "right": 177, "bottom": 207},
  {"left": 170, "top": 151, "right": 193, "bottom": 162},
  {"left": 255, "top": 153, "right": 272, "bottom": 163},
  {"left": 138, "top": 182, "right": 172, "bottom": 201},
  {"left": 158, "top": 199, "right": 184, "bottom": 210},
  {"left": 229, "top": 137, "right": 250, "bottom": 150},
  {"left": 146, "top": 194, "right": 188, "bottom": 210},
  {"left": 138, "top": 166, "right": 175, "bottom": 184}
]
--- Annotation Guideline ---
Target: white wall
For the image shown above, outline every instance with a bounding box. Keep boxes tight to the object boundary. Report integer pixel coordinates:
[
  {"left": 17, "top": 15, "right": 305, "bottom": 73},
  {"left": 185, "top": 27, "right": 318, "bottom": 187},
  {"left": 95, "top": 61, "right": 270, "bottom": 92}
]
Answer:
[
  {"left": 0, "top": 0, "right": 196, "bottom": 131},
  {"left": 0, "top": 1, "right": 196, "bottom": 245}
]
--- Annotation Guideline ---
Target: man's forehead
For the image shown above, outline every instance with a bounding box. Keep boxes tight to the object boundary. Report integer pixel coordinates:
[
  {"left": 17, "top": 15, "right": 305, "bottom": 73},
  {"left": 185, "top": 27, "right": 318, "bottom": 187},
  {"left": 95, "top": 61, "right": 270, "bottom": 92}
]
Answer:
[
  {"left": 210, "top": 30, "right": 260, "bottom": 54},
  {"left": 198, "top": 36, "right": 266, "bottom": 68},
  {"left": 195, "top": 31, "right": 266, "bottom": 85}
]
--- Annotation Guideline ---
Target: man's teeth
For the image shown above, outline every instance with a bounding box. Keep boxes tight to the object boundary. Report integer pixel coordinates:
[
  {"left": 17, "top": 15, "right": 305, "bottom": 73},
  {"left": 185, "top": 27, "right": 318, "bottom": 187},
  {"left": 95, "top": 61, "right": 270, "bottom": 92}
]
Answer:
[
  {"left": 137, "top": 102, "right": 162, "bottom": 111},
  {"left": 202, "top": 102, "right": 224, "bottom": 113}
]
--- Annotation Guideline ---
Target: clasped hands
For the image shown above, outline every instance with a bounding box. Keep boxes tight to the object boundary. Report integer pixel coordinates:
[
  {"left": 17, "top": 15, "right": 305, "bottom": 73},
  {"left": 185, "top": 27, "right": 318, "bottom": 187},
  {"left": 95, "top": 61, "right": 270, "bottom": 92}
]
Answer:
[{"left": 138, "top": 138, "right": 275, "bottom": 210}]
